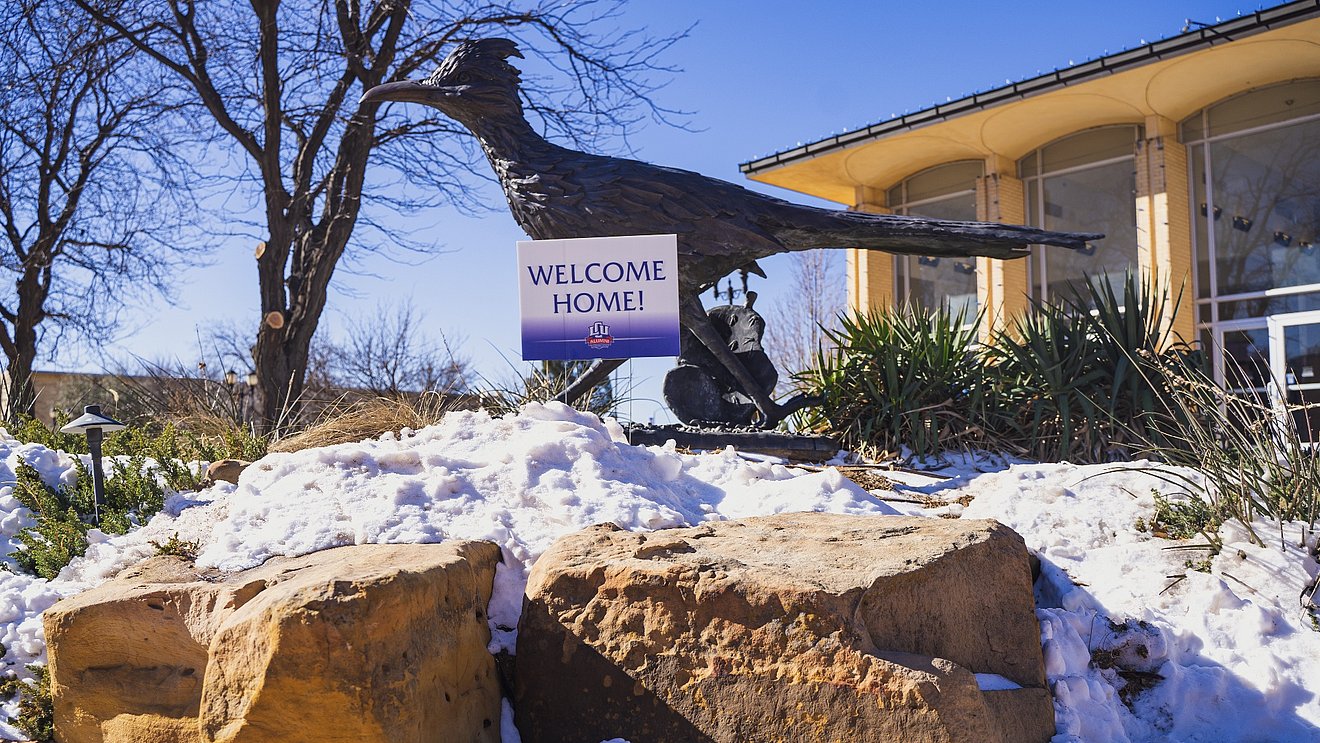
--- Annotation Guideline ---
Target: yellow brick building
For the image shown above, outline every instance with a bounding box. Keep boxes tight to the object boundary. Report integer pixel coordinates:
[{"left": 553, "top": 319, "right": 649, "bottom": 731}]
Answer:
[{"left": 742, "top": 1, "right": 1320, "bottom": 408}]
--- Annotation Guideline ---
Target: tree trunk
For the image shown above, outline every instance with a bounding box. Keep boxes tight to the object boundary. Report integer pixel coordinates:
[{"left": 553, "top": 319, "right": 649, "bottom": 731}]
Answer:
[
  {"left": 252, "top": 321, "right": 308, "bottom": 433},
  {"left": 2, "top": 265, "right": 49, "bottom": 422},
  {"left": 3, "top": 346, "right": 39, "bottom": 422}
]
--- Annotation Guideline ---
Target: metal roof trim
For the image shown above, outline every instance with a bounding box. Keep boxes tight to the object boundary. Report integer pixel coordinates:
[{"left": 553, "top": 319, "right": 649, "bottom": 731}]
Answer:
[{"left": 740, "top": 0, "right": 1320, "bottom": 175}]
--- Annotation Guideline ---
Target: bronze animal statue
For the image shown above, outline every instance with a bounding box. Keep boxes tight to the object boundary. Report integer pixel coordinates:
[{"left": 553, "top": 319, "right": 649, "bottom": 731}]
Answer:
[
  {"left": 664, "top": 291, "right": 797, "bottom": 426},
  {"left": 362, "top": 39, "right": 1100, "bottom": 427}
]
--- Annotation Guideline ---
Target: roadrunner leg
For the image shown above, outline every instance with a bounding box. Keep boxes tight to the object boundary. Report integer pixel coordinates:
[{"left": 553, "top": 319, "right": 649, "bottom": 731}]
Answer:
[{"left": 554, "top": 358, "right": 626, "bottom": 408}]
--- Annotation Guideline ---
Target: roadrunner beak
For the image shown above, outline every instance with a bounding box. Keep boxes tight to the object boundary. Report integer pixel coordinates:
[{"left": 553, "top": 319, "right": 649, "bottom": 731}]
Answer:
[{"left": 360, "top": 80, "right": 442, "bottom": 106}]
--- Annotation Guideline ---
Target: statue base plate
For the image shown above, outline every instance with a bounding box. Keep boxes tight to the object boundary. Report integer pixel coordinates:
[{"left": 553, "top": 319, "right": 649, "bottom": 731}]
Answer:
[{"left": 624, "top": 424, "right": 840, "bottom": 462}]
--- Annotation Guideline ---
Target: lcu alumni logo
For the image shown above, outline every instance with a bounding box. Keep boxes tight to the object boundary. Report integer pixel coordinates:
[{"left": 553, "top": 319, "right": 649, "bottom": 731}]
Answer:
[{"left": 586, "top": 321, "right": 614, "bottom": 349}]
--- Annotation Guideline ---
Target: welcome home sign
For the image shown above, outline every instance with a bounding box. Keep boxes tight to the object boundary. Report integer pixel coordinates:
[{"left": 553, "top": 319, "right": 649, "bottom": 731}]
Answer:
[
  {"left": 516, "top": 234, "right": 681, "bottom": 361},
  {"left": 514, "top": 233, "right": 681, "bottom": 358}
]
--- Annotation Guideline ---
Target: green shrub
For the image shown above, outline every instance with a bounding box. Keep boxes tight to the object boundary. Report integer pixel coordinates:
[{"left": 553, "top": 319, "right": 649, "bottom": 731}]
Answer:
[
  {"left": 2, "top": 413, "right": 272, "bottom": 578},
  {"left": 9, "top": 448, "right": 172, "bottom": 577},
  {"left": 0, "top": 665, "right": 53, "bottom": 742},
  {"left": 795, "top": 304, "right": 985, "bottom": 457},
  {"left": 1, "top": 414, "right": 269, "bottom": 578},
  {"left": 149, "top": 532, "right": 200, "bottom": 559},
  {"left": 10, "top": 463, "right": 90, "bottom": 579},
  {"left": 1151, "top": 490, "right": 1220, "bottom": 540}
]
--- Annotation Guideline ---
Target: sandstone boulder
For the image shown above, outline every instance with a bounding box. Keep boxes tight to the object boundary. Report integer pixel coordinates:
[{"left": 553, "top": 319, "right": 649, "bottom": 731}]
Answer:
[
  {"left": 515, "top": 513, "right": 1052, "bottom": 743},
  {"left": 204, "top": 460, "right": 250, "bottom": 485},
  {"left": 45, "top": 541, "right": 503, "bottom": 743}
]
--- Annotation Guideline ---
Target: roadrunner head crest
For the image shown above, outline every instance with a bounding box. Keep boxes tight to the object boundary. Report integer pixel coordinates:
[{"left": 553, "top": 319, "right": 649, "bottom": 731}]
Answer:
[
  {"left": 361, "top": 38, "right": 524, "bottom": 121},
  {"left": 424, "top": 39, "right": 523, "bottom": 91}
]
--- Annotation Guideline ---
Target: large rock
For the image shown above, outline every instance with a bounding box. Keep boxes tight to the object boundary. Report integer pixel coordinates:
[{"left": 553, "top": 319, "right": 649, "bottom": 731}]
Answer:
[
  {"left": 514, "top": 513, "right": 1052, "bottom": 743},
  {"left": 204, "top": 459, "right": 251, "bottom": 485},
  {"left": 45, "top": 542, "right": 503, "bottom": 743}
]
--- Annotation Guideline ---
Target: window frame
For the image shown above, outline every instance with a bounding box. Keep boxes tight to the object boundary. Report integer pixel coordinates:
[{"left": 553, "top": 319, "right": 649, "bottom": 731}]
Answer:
[
  {"left": 1018, "top": 125, "right": 1140, "bottom": 303},
  {"left": 886, "top": 160, "right": 982, "bottom": 319}
]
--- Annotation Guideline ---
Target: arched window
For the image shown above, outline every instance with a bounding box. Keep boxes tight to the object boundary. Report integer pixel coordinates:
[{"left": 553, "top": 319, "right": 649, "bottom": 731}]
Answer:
[
  {"left": 887, "top": 160, "right": 982, "bottom": 319},
  {"left": 1185, "top": 79, "right": 1320, "bottom": 314},
  {"left": 1019, "top": 126, "right": 1140, "bottom": 304},
  {"left": 1183, "top": 78, "right": 1320, "bottom": 398}
]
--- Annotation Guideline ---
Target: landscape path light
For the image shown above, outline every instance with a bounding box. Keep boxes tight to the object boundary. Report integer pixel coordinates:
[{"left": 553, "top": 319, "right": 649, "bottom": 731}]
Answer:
[{"left": 59, "top": 405, "right": 126, "bottom": 526}]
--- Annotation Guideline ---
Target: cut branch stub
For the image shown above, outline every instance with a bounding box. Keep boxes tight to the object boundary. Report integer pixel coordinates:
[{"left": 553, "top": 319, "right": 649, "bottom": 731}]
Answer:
[
  {"left": 264, "top": 310, "right": 286, "bottom": 329},
  {"left": 254, "top": 241, "right": 266, "bottom": 259}
]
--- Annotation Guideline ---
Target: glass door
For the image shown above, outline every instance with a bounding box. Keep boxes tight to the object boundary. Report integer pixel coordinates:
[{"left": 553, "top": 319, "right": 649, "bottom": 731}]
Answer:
[{"left": 1267, "top": 311, "right": 1320, "bottom": 443}]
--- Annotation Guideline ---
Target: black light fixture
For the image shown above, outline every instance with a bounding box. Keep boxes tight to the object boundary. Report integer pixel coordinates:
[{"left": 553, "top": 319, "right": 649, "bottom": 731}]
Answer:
[
  {"left": 918, "top": 256, "right": 940, "bottom": 267},
  {"left": 954, "top": 261, "right": 976, "bottom": 275},
  {"left": 60, "top": 406, "right": 127, "bottom": 526},
  {"left": 1301, "top": 241, "right": 1316, "bottom": 256},
  {"left": 1274, "top": 231, "right": 1293, "bottom": 248},
  {"left": 246, "top": 371, "right": 259, "bottom": 387},
  {"left": 224, "top": 369, "right": 238, "bottom": 386},
  {"left": 1200, "top": 203, "right": 1223, "bottom": 220},
  {"left": 1233, "top": 215, "right": 1253, "bottom": 232},
  {"left": 1076, "top": 242, "right": 1098, "bottom": 256}
]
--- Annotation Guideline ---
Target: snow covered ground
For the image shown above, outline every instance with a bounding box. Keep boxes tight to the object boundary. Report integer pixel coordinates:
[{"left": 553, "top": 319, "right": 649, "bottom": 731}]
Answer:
[{"left": 0, "top": 404, "right": 1317, "bottom": 742}]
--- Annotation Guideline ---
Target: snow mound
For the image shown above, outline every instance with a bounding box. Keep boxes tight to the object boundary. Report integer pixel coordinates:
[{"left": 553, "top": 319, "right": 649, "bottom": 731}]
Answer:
[
  {"left": 898, "top": 462, "right": 1320, "bottom": 743},
  {"left": 3, "top": 409, "right": 1319, "bottom": 742}
]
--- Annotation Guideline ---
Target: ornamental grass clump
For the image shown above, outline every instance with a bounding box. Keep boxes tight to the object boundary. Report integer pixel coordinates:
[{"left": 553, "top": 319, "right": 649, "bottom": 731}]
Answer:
[
  {"left": 1135, "top": 356, "right": 1320, "bottom": 550},
  {"left": 270, "top": 392, "right": 463, "bottom": 453}
]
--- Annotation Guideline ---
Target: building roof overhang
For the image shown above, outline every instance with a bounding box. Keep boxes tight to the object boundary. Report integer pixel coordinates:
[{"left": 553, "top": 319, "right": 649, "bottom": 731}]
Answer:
[{"left": 741, "top": 1, "right": 1320, "bottom": 205}]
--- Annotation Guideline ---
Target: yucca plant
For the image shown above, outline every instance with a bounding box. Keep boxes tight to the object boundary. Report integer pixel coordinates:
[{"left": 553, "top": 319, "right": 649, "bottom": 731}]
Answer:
[
  {"left": 1082, "top": 273, "right": 1203, "bottom": 452},
  {"left": 986, "top": 272, "right": 1202, "bottom": 463},
  {"left": 986, "top": 300, "right": 1103, "bottom": 461},
  {"left": 795, "top": 304, "right": 985, "bottom": 457}
]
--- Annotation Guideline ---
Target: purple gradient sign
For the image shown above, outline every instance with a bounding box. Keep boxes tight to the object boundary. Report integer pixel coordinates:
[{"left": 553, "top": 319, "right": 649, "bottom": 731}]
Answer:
[{"left": 517, "top": 235, "right": 680, "bottom": 360}]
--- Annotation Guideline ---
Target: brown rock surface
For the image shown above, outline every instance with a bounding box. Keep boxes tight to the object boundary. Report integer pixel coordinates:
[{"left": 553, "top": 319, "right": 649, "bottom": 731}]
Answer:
[
  {"left": 45, "top": 541, "right": 503, "bottom": 743},
  {"left": 514, "top": 513, "right": 1051, "bottom": 743},
  {"left": 204, "top": 459, "right": 250, "bottom": 485}
]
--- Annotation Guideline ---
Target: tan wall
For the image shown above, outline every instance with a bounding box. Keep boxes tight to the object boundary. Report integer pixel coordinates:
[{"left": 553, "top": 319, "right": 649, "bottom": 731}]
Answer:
[
  {"left": 975, "top": 160, "right": 1029, "bottom": 341},
  {"left": 1135, "top": 115, "right": 1196, "bottom": 345},
  {"left": 847, "top": 186, "right": 894, "bottom": 316}
]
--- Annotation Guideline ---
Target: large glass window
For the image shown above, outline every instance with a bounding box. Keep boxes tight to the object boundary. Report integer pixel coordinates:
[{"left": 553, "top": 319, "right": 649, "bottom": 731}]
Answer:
[
  {"left": 888, "top": 161, "right": 982, "bottom": 320},
  {"left": 1020, "top": 127, "right": 1140, "bottom": 305},
  {"left": 1186, "top": 79, "right": 1320, "bottom": 388}
]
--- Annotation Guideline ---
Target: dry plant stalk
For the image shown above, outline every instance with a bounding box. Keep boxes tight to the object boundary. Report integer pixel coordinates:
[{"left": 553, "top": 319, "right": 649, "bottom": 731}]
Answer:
[{"left": 270, "top": 393, "right": 466, "bottom": 453}]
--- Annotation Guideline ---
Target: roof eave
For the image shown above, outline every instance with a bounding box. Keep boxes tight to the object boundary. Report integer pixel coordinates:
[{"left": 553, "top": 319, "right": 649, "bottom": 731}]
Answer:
[{"left": 740, "top": 0, "right": 1320, "bottom": 176}]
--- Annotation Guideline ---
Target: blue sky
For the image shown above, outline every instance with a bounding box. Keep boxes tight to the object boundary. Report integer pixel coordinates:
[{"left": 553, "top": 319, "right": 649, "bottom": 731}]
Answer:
[{"left": 103, "top": 0, "right": 1246, "bottom": 421}]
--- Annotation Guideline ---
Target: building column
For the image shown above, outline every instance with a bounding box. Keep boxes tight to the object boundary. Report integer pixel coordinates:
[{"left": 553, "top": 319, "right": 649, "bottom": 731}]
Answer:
[
  {"left": 975, "top": 156, "right": 1029, "bottom": 341},
  {"left": 847, "top": 185, "right": 894, "bottom": 316},
  {"left": 1135, "top": 115, "right": 1195, "bottom": 345}
]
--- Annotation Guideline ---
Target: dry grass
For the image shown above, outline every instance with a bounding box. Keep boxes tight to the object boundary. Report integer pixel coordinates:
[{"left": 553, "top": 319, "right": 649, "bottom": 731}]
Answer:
[
  {"left": 270, "top": 393, "right": 468, "bottom": 453},
  {"left": 836, "top": 467, "right": 895, "bottom": 492}
]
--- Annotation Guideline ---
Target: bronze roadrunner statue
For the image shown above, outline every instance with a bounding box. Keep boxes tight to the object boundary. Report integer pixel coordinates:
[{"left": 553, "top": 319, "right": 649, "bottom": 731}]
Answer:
[{"left": 363, "top": 39, "right": 1099, "bottom": 427}]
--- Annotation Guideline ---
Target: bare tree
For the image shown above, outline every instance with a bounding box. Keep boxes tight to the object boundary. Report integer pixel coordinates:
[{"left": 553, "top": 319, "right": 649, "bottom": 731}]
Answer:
[
  {"left": 0, "top": 0, "right": 198, "bottom": 420},
  {"left": 74, "top": 0, "right": 683, "bottom": 431},
  {"left": 320, "top": 300, "right": 469, "bottom": 397},
  {"left": 763, "top": 250, "right": 845, "bottom": 391}
]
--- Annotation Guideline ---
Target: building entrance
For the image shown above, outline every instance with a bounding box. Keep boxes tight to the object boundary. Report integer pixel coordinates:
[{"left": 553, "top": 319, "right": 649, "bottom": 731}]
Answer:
[{"left": 1268, "top": 311, "right": 1320, "bottom": 443}]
